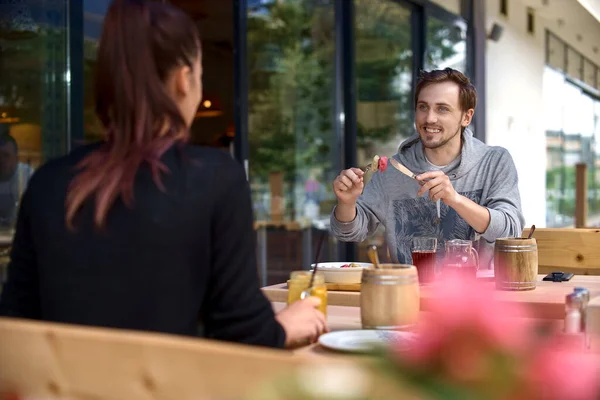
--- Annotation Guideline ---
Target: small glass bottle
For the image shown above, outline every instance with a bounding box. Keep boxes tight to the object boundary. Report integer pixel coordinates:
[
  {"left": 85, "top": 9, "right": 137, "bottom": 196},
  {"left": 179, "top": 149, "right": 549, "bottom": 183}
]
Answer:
[
  {"left": 564, "top": 292, "right": 583, "bottom": 334},
  {"left": 287, "top": 271, "right": 328, "bottom": 316},
  {"left": 573, "top": 287, "right": 589, "bottom": 330},
  {"left": 573, "top": 287, "right": 590, "bottom": 349}
]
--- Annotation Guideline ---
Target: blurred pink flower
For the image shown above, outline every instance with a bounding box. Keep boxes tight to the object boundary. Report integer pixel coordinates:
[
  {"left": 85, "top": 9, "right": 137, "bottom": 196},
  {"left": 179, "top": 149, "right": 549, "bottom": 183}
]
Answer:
[
  {"left": 397, "top": 272, "right": 531, "bottom": 368},
  {"left": 519, "top": 337, "right": 600, "bottom": 400},
  {"left": 388, "top": 270, "right": 600, "bottom": 400}
]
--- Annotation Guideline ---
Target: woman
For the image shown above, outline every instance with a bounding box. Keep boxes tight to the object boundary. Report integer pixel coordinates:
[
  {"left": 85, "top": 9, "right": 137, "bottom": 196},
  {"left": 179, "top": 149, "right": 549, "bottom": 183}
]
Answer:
[{"left": 0, "top": 0, "right": 326, "bottom": 348}]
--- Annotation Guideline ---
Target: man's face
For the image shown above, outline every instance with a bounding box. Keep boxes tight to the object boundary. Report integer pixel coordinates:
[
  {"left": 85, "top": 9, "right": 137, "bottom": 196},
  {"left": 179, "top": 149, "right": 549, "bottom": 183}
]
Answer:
[
  {"left": 0, "top": 142, "right": 17, "bottom": 181},
  {"left": 415, "top": 81, "right": 474, "bottom": 150}
]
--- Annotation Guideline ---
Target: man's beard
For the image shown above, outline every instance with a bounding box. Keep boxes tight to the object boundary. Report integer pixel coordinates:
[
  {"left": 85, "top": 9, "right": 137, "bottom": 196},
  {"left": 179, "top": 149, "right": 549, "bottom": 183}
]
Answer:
[{"left": 422, "top": 125, "right": 462, "bottom": 150}]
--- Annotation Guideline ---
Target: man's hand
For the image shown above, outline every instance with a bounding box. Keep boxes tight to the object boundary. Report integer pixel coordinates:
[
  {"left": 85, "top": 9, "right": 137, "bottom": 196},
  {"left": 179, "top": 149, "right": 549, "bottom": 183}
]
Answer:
[
  {"left": 416, "top": 170, "right": 491, "bottom": 233},
  {"left": 333, "top": 168, "right": 365, "bottom": 205},
  {"left": 332, "top": 168, "right": 365, "bottom": 223},
  {"left": 416, "top": 170, "right": 460, "bottom": 206}
]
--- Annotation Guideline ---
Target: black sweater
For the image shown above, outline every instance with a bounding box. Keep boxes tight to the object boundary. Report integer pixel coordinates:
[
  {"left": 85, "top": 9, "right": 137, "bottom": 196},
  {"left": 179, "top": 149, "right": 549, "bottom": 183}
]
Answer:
[{"left": 0, "top": 143, "right": 285, "bottom": 348}]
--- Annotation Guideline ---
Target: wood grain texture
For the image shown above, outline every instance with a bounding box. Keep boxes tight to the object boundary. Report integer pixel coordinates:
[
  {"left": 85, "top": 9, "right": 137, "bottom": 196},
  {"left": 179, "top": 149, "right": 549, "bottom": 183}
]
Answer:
[
  {"left": 0, "top": 318, "right": 350, "bottom": 400},
  {"left": 263, "top": 275, "right": 600, "bottom": 320},
  {"left": 521, "top": 228, "right": 600, "bottom": 275},
  {"left": 494, "top": 238, "right": 538, "bottom": 290},
  {"left": 575, "top": 163, "right": 588, "bottom": 228},
  {"left": 325, "top": 283, "right": 361, "bottom": 292},
  {"left": 360, "top": 265, "right": 419, "bottom": 328}
]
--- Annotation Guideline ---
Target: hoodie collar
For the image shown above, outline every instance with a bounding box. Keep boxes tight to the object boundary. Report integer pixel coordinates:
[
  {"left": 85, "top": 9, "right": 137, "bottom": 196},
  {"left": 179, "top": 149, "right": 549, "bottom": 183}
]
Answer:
[{"left": 395, "top": 127, "right": 487, "bottom": 180}]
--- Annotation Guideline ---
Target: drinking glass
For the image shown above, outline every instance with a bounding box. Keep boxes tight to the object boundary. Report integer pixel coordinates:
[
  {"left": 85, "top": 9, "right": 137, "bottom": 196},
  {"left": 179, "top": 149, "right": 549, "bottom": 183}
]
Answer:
[{"left": 411, "top": 237, "right": 437, "bottom": 284}]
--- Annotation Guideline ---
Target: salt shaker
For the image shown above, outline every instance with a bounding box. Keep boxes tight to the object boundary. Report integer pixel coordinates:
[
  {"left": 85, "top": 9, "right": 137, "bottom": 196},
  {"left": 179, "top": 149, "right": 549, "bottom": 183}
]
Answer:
[
  {"left": 573, "top": 287, "right": 590, "bottom": 331},
  {"left": 564, "top": 292, "right": 583, "bottom": 334},
  {"left": 573, "top": 287, "right": 590, "bottom": 349}
]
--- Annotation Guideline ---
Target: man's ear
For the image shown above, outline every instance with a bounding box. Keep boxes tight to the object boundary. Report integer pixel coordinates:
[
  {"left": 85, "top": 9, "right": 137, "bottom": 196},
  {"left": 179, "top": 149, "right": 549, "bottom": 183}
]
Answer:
[{"left": 462, "top": 108, "right": 474, "bottom": 127}]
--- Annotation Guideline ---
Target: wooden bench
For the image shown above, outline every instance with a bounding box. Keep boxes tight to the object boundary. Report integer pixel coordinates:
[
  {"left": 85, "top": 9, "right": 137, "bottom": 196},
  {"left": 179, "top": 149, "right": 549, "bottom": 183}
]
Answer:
[
  {"left": 522, "top": 228, "right": 600, "bottom": 275},
  {"left": 0, "top": 318, "right": 350, "bottom": 399}
]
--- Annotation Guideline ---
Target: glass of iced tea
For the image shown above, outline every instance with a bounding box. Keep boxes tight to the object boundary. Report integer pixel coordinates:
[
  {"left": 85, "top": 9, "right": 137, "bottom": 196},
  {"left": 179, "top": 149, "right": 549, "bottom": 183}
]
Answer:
[
  {"left": 287, "top": 271, "right": 328, "bottom": 316},
  {"left": 411, "top": 237, "right": 437, "bottom": 284}
]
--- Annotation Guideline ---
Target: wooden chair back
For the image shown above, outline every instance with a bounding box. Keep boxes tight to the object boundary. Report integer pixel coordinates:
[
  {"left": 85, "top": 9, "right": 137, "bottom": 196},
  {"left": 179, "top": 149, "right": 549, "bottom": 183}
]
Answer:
[
  {"left": 521, "top": 228, "right": 600, "bottom": 275},
  {"left": 0, "top": 317, "right": 348, "bottom": 399}
]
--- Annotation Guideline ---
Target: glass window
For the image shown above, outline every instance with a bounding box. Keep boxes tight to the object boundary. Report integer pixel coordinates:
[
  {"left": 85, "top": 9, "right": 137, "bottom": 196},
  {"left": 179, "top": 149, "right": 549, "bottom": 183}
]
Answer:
[
  {"left": 547, "top": 33, "right": 564, "bottom": 71},
  {"left": 425, "top": 16, "right": 467, "bottom": 73},
  {"left": 430, "top": 0, "right": 461, "bottom": 14},
  {"left": 544, "top": 65, "right": 600, "bottom": 228},
  {"left": 0, "top": 0, "right": 69, "bottom": 231},
  {"left": 247, "top": 0, "right": 337, "bottom": 285},
  {"left": 584, "top": 59, "right": 596, "bottom": 89},
  {"left": 354, "top": 0, "right": 413, "bottom": 263},
  {"left": 83, "top": 0, "right": 109, "bottom": 143},
  {"left": 566, "top": 47, "right": 583, "bottom": 81},
  {"left": 591, "top": 101, "right": 600, "bottom": 221},
  {"left": 542, "top": 67, "right": 566, "bottom": 133}
]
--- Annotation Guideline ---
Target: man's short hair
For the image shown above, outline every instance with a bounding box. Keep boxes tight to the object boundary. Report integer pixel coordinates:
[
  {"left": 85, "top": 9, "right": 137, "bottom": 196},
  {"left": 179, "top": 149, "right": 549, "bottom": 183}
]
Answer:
[{"left": 415, "top": 68, "right": 477, "bottom": 112}]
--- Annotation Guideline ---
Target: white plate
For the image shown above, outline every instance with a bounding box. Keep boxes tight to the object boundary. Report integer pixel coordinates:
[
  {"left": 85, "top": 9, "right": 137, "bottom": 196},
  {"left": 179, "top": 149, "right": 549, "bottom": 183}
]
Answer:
[
  {"left": 311, "top": 262, "right": 373, "bottom": 284},
  {"left": 318, "top": 330, "right": 417, "bottom": 353},
  {"left": 313, "top": 262, "right": 373, "bottom": 270}
]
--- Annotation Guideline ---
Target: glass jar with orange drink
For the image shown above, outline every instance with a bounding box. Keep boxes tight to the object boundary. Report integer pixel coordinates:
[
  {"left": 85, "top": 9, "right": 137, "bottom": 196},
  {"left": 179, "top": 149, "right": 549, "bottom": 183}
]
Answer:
[{"left": 287, "top": 271, "right": 328, "bottom": 316}]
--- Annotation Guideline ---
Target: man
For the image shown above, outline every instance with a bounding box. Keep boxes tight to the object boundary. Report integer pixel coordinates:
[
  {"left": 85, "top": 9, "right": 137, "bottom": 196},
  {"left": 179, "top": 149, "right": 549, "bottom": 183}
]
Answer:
[
  {"left": 330, "top": 68, "right": 524, "bottom": 267},
  {"left": 0, "top": 127, "right": 34, "bottom": 228}
]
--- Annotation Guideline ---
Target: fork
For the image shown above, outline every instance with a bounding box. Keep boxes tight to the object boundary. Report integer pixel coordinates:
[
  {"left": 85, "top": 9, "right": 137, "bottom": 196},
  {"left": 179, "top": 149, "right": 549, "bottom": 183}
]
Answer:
[{"left": 360, "top": 163, "right": 373, "bottom": 173}]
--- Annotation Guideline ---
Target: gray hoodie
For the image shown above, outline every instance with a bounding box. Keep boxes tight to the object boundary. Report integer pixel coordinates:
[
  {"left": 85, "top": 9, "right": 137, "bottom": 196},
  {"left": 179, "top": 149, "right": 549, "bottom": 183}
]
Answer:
[{"left": 330, "top": 128, "right": 525, "bottom": 269}]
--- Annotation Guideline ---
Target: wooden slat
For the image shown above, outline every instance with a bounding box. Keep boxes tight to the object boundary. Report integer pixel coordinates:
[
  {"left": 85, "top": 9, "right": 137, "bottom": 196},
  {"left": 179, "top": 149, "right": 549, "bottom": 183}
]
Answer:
[
  {"left": 0, "top": 318, "right": 350, "bottom": 400},
  {"left": 522, "top": 228, "right": 600, "bottom": 275},
  {"left": 325, "top": 283, "right": 361, "bottom": 292},
  {"left": 575, "top": 163, "right": 588, "bottom": 228}
]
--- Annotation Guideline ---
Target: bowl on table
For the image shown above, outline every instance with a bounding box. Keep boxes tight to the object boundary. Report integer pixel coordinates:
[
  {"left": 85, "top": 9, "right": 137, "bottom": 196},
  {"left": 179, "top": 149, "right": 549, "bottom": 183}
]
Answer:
[{"left": 310, "top": 262, "right": 373, "bottom": 284}]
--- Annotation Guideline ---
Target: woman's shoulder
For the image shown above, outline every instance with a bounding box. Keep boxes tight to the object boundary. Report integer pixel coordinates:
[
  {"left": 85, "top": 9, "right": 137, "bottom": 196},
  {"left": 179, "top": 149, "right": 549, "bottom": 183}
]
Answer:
[
  {"left": 182, "top": 145, "right": 237, "bottom": 165},
  {"left": 181, "top": 145, "right": 246, "bottom": 182},
  {"left": 28, "top": 143, "right": 102, "bottom": 183}
]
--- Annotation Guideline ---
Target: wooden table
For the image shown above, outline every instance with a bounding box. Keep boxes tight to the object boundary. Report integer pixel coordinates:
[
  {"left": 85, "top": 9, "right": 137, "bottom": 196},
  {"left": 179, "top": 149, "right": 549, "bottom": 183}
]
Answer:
[
  {"left": 263, "top": 274, "right": 600, "bottom": 320},
  {"left": 271, "top": 301, "right": 600, "bottom": 356}
]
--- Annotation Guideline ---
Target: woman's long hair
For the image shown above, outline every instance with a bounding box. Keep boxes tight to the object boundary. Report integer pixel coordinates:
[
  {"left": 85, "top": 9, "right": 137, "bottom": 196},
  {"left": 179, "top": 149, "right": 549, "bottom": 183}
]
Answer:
[{"left": 66, "top": 0, "right": 200, "bottom": 229}]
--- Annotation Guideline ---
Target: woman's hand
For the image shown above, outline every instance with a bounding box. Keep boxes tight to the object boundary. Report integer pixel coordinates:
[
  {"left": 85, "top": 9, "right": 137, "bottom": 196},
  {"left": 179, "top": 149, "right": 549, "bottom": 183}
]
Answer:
[{"left": 275, "top": 297, "right": 328, "bottom": 347}]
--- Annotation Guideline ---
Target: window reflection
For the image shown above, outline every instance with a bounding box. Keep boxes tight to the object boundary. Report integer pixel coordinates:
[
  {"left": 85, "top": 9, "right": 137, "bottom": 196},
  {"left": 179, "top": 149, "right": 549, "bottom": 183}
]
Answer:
[
  {"left": 543, "top": 66, "right": 600, "bottom": 227},
  {"left": 0, "top": 0, "right": 69, "bottom": 288},
  {"left": 247, "top": 0, "right": 337, "bottom": 285},
  {"left": 355, "top": 0, "right": 413, "bottom": 262},
  {"left": 425, "top": 16, "right": 467, "bottom": 73},
  {"left": 0, "top": 0, "right": 69, "bottom": 230}
]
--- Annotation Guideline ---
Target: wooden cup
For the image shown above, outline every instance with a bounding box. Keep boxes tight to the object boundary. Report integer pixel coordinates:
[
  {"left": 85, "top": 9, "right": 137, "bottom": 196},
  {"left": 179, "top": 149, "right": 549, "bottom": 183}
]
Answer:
[
  {"left": 494, "top": 237, "right": 538, "bottom": 291},
  {"left": 360, "top": 264, "right": 420, "bottom": 329}
]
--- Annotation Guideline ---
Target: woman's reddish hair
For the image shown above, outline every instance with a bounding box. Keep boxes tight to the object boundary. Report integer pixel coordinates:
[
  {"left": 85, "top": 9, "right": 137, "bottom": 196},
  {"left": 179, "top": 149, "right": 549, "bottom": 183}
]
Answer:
[{"left": 66, "top": 0, "right": 200, "bottom": 229}]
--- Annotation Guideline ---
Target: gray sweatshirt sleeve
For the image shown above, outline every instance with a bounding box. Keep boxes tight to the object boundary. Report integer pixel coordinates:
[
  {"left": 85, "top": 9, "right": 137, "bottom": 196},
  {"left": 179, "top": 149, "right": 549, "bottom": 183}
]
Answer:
[
  {"left": 330, "top": 171, "right": 387, "bottom": 242},
  {"left": 481, "top": 149, "right": 525, "bottom": 241}
]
